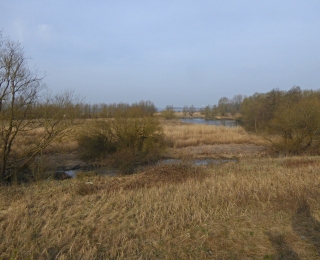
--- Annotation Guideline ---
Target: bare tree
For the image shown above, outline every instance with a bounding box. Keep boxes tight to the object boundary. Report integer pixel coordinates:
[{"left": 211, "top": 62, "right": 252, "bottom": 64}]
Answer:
[
  {"left": 0, "top": 36, "right": 76, "bottom": 183},
  {"left": 188, "top": 105, "right": 196, "bottom": 116},
  {"left": 182, "top": 105, "right": 196, "bottom": 116},
  {"left": 217, "top": 97, "right": 230, "bottom": 116},
  {"left": 182, "top": 105, "right": 188, "bottom": 116}
]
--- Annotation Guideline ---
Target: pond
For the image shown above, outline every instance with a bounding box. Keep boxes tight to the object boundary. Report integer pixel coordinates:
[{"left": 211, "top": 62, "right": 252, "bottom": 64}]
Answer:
[{"left": 180, "top": 118, "right": 239, "bottom": 127}]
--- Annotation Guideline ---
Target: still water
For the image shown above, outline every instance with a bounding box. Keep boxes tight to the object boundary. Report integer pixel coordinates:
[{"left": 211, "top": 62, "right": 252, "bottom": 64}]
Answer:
[{"left": 180, "top": 118, "right": 239, "bottom": 127}]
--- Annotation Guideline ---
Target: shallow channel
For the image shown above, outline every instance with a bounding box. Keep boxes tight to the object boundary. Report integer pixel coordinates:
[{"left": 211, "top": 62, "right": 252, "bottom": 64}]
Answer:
[{"left": 63, "top": 158, "right": 237, "bottom": 178}]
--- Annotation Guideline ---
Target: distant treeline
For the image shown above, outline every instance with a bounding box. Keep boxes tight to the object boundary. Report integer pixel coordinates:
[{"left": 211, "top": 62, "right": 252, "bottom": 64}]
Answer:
[
  {"left": 240, "top": 86, "right": 320, "bottom": 132},
  {"left": 239, "top": 86, "right": 320, "bottom": 154},
  {"left": 29, "top": 100, "right": 158, "bottom": 119},
  {"left": 200, "top": 86, "right": 320, "bottom": 154},
  {"left": 200, "top": 94, "right": 243, "bottom": 119}
]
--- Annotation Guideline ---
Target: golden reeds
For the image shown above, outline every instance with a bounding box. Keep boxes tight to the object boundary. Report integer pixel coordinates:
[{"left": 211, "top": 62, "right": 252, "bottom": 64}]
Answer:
[
  {"left": 1, "top": 157, "right": 320, "bottom": 259},
  {"left": 163, "top": 122, "right": 266, "bottom": 148}
]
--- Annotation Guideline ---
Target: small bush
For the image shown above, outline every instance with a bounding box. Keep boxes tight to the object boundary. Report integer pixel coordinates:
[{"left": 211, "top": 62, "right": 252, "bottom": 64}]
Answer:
[
  {"left": 113, "top": 150, "right": 145, "bottom": 174},
  {"left": 76, "top": 117, "right": 165, "bottom": 174},
  {"left": 161, "top": 106, "right": 176, "bottom": 120},
  {"left": 77, "top": 132, "right": 116, "bottom": 161}
]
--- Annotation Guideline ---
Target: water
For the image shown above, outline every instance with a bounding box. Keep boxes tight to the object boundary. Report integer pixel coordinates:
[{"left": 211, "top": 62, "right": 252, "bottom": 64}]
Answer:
[
  {"left": 62, "top": 158, "right": 237, "bottom": 178},
  {"left": 180, "top": 118, "right": 238, "bottom": 127},
  {"left": 64, "top": 167, "right": 116, "bottom": 178}
]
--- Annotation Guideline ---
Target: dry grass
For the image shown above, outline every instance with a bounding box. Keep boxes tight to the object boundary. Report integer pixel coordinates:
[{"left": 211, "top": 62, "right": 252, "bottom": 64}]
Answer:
[
  {"left": 13, "top": 119, "right": 267, "bottom": 157},
  {"left": 1, "top": 157, "right": 320, "bottom": 259},
  {"left": 12, "top": 122, "right": 81, "bottom": 156},
  {"left": 163, "top": 121, "right": 266, "bottom": 148}
]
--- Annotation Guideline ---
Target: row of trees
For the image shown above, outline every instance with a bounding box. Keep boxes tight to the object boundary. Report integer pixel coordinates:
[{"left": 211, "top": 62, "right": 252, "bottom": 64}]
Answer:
[
  {"left": 160, "top": 105, "right": 198, "bottom": 119},
  {"left": 201, "top": 94, "right": 243, "bottom": 119},
  {"left": 71, "top": 100, "right": 157, "bottom": 118},
  {"left": 241, "top": 86, "right": 320, "bottom": 154},
  {"left": 189, "top": 87, "right": 320, "bottom": 155}
]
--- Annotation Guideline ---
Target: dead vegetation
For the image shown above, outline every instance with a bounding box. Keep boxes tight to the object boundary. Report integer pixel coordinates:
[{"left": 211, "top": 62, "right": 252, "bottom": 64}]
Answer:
[
  {"left": 283, "top": 157, "right": 320, "bottom": 168},
  {"left": 162, "top": 121, "right": 267, "bottom": 148},
  {"left": 75, "top": 162, "right": 207, "bottom": 196},
  {"left": 2, "top": 118, "right": 320, "bottom": 259},
  {"left": 1, "top": 157, "right": 320, "bottom": 259}
]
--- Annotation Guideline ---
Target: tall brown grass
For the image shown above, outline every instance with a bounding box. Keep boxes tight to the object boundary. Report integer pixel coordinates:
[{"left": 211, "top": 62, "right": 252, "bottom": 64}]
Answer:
[
  {"left": 13, "top": 122, "right": 81, "bottom": 156},
  {"left": 1, "top": 157, "right": 320, "bottom": 259},
  {"left": 163, "top": 121, "right": 266, "bottom": 148},
  {"left": 14, "top": 119, "right": 266, "bottom": 157}
]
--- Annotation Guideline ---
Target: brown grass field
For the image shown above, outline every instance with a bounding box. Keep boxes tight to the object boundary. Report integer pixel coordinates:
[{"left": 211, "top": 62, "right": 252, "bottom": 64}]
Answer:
[
  {"left": 1, "top": 120, "right": 320, "bottom": 259},
  {"left": 162, "top": 120, "right": 267, "bottom": 148}
]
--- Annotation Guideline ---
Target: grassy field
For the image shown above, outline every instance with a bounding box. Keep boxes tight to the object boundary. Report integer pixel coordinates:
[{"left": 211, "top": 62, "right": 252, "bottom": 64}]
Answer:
[
  {"left": 162, "top": 120, "right": 267, "bottom": 148},
  {"left": 1, "top": 121, "right": 320, "bottom": 259},
  {"left": 1, "top": 157, "right": 320, "bottom": 259}
]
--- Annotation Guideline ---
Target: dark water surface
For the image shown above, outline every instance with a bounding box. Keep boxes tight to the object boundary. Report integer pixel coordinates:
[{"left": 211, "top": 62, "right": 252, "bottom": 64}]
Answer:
[{"left": 180, "top": 118, "right": 239, "bottom": 127}]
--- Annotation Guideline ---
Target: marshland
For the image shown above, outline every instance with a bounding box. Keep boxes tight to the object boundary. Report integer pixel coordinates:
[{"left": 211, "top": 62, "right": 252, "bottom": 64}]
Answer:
[
  {"left": 1, "top": 33, "right": 320, "bottom": 259},
  {"left": 2, "top": 102, "right": 320, "bottom": 258}
]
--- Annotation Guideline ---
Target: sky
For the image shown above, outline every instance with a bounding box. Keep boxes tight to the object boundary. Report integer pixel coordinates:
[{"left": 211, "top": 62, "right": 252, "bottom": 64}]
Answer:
[{"left": 2, "top": 1, "right": 320, "bottom": 108}]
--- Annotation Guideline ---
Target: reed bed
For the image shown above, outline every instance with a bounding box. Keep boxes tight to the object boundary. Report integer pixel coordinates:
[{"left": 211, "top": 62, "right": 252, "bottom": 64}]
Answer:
[
  {"left": 163, "top": 122, "right": 266, "bottom": 148},
  {"left": 1, "top": 157, "right": 320, "bottom": 259},
  {"left": 13, "top": 119, "right": 266, "bottom": 156}
]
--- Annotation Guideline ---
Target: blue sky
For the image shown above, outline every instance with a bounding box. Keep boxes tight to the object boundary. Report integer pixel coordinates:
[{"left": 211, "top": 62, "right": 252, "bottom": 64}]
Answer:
[{"left": 2, "top": 1, "right": 320, "bottom": 107}]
